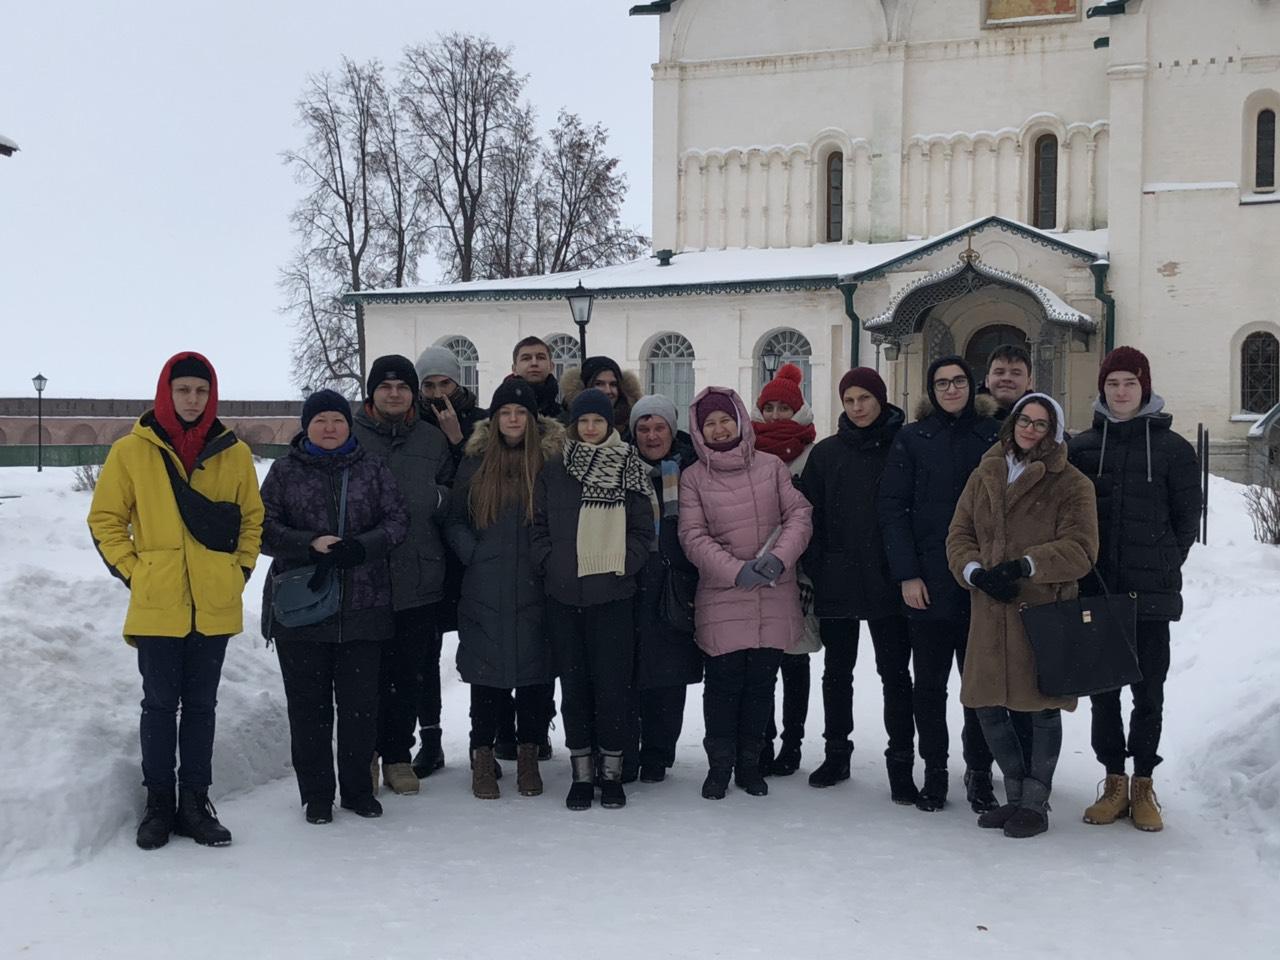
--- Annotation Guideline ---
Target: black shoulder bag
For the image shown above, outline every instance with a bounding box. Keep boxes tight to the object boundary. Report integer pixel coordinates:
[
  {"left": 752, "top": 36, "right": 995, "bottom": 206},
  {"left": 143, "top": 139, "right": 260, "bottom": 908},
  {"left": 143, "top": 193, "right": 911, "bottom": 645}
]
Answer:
[
  {"left": 161, "top": 450, "right": 242, "bottom": 554},
  {"left": 657, "top": 557, "right": 697, "bottom": 635}
]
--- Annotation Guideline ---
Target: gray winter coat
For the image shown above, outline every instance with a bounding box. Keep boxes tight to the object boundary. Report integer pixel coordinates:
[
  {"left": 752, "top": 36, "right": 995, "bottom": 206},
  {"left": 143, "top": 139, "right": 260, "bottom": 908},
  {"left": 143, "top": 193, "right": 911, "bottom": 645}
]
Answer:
[{"left": 352, "top": 405, "right": 455, "bottom": 611}]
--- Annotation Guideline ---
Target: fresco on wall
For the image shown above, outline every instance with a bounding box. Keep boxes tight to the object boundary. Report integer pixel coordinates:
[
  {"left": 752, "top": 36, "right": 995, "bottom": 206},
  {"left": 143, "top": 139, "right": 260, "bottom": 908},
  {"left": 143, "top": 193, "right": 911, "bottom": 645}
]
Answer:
[{"left": 985, "top": 0, "right": 1079, "bottom": 24}]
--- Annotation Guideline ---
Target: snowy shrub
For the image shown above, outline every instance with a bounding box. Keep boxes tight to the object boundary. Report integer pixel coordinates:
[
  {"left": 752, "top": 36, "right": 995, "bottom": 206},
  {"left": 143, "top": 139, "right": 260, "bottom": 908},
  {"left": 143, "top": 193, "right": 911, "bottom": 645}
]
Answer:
[
  {"left": 70, "top": 463, "right": 101, "bottom": 492},
  {"left": 1244, "top": 468, "right": 1280, "bottom": 545}
]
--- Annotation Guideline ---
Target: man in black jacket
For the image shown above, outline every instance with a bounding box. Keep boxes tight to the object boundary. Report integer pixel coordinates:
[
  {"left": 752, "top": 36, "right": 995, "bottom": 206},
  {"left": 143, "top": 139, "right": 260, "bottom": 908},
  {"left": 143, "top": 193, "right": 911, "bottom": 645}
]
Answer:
[
  {"left": 1068, "top": 346, "right": 1201, "bottom": 832},
  {"left": 512, "top": 336, "right": 563, "bottom": 418},
  {"left": 415, "top": 347, "right": 488, "bottom": 465}
]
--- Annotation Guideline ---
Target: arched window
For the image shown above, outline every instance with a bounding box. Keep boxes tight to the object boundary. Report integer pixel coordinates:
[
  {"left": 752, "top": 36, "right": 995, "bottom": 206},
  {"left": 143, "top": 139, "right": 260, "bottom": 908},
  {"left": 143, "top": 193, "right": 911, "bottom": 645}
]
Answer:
[
  {"left": 438, "top": 335, "right": 480, "bottom": 395},
  {"left": 646, "top": 333, "right": 696, "bottom": 430},
  {"left": 1257, "top": 109, "right": 1276, "bottom": 193},
  {"left": 1242, "top": 331, "right": 1280, "bottom": 414},
  {"left": 1032, "top": 134, "right": 1058, "bottom": 229},
  {"left": 757, "top": 329, "right": 813, "bottom": 404},
  {"left": 545, "top": 333, "right": 580, "bottom": 384},
  {"left": 826, "top": 152, "right": 844, "bottom": 242}
]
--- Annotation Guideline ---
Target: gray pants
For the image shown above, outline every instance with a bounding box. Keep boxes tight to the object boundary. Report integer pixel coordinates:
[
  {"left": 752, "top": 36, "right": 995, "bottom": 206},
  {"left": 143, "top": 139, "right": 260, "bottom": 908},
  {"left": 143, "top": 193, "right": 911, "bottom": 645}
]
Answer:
[{"left": 976, "top": 706, "right": 1062, "bottom": 812}]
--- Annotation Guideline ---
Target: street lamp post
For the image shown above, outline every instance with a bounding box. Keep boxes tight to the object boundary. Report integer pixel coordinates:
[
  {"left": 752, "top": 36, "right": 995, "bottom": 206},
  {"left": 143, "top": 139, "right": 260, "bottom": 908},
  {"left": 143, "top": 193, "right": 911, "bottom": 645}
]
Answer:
[
  {"left": 32, "top": 373, "right": 47, "bottom": 472},
  {"left": 761, "top": 350, "right": 781, "bottom": 384},
  {"left": 566, "top": 282, "right": 594, "bottom": 363}
]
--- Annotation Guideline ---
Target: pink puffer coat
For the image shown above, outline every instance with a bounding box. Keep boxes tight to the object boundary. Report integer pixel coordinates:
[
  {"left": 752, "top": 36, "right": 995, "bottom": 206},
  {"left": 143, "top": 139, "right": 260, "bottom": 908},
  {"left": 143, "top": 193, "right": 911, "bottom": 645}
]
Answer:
[{"left": 678, "top": 387, "right": 814, "bottom": 657}]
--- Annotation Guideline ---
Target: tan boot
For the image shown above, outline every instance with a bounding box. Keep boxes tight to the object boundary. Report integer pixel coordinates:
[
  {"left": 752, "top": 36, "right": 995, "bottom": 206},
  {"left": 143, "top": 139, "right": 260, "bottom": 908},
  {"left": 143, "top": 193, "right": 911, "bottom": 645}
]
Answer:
[
  {"left": 1130, "top": 777, "right": 1164, "bottom": 832},
  {"left": 472, "top": 747, "right": 500, "bottom": 800},
  {"left": 516, "top": 743, "right": 543, "bottom": 797},
  {"left": 370, "top": 753, "right": 380, "bottom": 797},
  {"left": 383, "top": 762, "right": 420, "bottom": 795},
  {"left": 1083, "top": 774, "right": 1130, "bottom": 824}
]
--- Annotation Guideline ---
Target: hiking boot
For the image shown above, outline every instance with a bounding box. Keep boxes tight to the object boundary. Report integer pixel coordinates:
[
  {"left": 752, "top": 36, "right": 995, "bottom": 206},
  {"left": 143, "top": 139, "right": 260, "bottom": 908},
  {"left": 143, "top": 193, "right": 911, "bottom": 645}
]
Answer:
[
  {"left": 915, "top": 767, "right": 948, "bottom": 812},
  {"left": 1083, "top": 774, "right": 1130, "bottom": 825},
  {"left": 808, "top": 742, "right": 852, "bottom": 788},
  {"left": 1130, "top": 777, "right": 1164, "bottom": 832},
  {"left": 886, "top": 755, "right": 920, "bottom": 806},
  {"left": 772, "top": 741, "right": 802, "bottom": 777},
  {"left": 494, "top": 741, "right": 518, "bottom": 762},
  {"left": 965, "top": 769, "right": 999, "bottom": 814},
  {"left": 383, "top": 762, "right": 420, "bottom": 796},
  {"left": 136, "top": 786, "right": 176, "bottom": 850},
  {"left": 1003, "top": 806, "right": 1049, "bottom": 838},
  {"left": 702, "top": 736, "right": 734, "bottom": 800},
  {"left": 340, "top": 794, "right": 383, "bottom": 818},
  {"left": 566, "top": 753, "right": 594, "bottom": 811},
  {"left": 173, "top": 787, "right": 232, "bottom": 847},
  {"left": 412, "top": 728, "right": 444, "bottom": 778},
  {"left": 305, "top": 800, "right": 333, "bottom": 824},
  {"left": 639, "top": 763, "right": 666, "bottom": 783},
  {"left": 516, "top": 743, "right": 543, "bottom": 797},
  {"left": 471, "top": 747, "right": 500, "bottom": 800}
]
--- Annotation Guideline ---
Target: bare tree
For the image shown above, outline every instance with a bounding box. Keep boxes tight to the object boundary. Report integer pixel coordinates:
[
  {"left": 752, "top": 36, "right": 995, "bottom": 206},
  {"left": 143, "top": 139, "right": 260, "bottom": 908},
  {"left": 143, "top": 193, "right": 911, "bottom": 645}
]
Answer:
[{"left": 474, "top": 104, "right": 540, "bottom": 278}]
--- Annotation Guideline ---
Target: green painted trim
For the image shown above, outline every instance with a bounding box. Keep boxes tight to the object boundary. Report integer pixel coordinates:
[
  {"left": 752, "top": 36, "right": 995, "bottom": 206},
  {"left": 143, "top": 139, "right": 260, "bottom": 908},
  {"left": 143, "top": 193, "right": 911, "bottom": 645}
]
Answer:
[{"left": 1090, "top": 260, "right": 1116, "bottom": 353}]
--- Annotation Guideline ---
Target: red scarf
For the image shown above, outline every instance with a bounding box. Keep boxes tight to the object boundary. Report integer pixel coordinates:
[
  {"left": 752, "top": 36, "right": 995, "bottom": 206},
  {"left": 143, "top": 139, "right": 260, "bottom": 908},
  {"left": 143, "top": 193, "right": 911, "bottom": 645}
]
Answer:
[
  {"left": 753, "top": 418, "right": 816, "bottom": 464},
  {"left": 152, "top": 351, "right": 219, "bottom": 476}
]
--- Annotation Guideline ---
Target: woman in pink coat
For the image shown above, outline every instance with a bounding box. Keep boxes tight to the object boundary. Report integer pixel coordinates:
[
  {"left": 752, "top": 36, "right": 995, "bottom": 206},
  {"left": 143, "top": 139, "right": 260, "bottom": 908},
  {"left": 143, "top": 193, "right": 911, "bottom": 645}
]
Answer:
[{"left": 678, "top": 387, "right": 813, "bottom": 800}]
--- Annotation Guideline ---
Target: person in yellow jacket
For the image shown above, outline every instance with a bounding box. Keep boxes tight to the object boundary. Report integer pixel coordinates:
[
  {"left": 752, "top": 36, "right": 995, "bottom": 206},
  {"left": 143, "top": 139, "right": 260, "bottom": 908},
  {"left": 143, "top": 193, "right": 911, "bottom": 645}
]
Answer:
[{"left": 87, "top": 352, "right": 264, "bottom": 851}]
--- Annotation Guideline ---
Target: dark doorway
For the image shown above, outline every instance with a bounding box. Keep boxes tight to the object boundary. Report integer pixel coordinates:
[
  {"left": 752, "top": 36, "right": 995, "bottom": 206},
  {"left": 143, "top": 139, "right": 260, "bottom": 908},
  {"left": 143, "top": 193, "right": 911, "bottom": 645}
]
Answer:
[{"left": 965, "top": 324, "right": 1029, "bottom": 377}]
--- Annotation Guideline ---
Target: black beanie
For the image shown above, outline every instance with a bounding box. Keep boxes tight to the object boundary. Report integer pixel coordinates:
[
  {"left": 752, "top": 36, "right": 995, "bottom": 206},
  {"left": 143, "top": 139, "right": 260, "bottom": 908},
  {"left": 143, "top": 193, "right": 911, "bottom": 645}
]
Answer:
[
  {"left": 301, "top": 389, "right": 353, "bottom": 430},
  {"left": 366, "top": 355, "right": 420, "bottom": 398},
  {"left": 569, "top": 388, "right": 614, "bottom": 426},
  {"left": 169, "top": 355, "right": 212, "bottom": 382},
  {"left": 580, "top": 356, "right": 623, "bottom": 393},
  {"left": 489, "top": 377, "right": 539, "bottom": 420},
  {"left": 925, "top": 355, "right": 977, "bottom": 418}
]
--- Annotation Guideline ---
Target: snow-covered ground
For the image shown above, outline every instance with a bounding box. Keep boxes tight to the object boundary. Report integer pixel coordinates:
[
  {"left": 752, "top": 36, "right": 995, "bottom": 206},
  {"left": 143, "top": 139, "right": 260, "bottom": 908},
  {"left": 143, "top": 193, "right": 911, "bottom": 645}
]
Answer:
[{"left": 1, "top": 467, "right": 1277, "bottom": 959}]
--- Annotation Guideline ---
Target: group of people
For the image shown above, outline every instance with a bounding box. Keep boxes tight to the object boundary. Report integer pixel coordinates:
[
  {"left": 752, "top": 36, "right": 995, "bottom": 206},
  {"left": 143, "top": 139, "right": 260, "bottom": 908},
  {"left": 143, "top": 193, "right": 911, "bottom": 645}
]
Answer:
[{"left": 87, "top": 334, "right": 1201, "bottom": 848}]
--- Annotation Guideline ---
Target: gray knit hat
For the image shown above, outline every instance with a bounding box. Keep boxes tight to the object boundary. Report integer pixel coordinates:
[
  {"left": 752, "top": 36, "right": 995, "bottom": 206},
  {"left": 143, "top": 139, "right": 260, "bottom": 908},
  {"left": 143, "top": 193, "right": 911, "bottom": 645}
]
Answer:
[
  {"left": 414, "top": 346, "right": 463, "bottom": 384},
  {"left": 630, "top": 394, "right": 678, "bottom": 437}
]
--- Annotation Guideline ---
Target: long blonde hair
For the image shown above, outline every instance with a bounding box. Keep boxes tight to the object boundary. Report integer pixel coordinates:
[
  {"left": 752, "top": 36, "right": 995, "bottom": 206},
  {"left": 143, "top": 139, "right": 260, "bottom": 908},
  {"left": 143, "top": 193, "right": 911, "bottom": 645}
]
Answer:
[{"left": 468, "top": 414, "right": 544, "bottom": 529}]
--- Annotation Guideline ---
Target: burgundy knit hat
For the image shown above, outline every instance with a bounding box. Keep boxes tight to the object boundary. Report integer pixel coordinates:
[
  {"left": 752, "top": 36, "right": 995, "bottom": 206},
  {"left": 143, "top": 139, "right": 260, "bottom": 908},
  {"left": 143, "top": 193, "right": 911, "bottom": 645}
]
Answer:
[
  {"left": 757, "top": 363, "right": 806, "bottom": 412},
  {"left": 1098, "top": 346, "right": 1152, "bottom": 403},
  {"left": 696, "top": 391, "right": 739, "bottom": 429},
  {"left": 838, "top": 367, "right": 888, "bottom": 408}
]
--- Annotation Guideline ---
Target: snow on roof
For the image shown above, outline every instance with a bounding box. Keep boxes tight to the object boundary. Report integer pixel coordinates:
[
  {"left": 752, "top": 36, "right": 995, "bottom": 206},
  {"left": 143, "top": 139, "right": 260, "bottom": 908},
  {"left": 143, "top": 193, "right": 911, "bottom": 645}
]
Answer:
[
  {"left": 0, "top": 133, "right": 19, "bottom": 154},
  {"left": 346, "top": 217, "right": 1109, "bottom": 304}
]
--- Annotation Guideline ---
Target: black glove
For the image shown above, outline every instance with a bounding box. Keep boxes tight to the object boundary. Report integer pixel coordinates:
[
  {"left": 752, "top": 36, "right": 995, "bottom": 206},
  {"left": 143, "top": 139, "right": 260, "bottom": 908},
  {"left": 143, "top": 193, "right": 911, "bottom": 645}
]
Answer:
[
  {"left": 306, "top": 557, "right": 335, "bottom": 592},
  {"left": 990, "top": 558, "right": 1032, "bottom": 583},
  {"left": 751, "top": 551, "right": 785, "bottom": 582},
  {"left": 970, "top": 568, "right": 1019, "bottom": 603},
  {"left": 327, "top": 538, "right": 367, "bottom": 569}
]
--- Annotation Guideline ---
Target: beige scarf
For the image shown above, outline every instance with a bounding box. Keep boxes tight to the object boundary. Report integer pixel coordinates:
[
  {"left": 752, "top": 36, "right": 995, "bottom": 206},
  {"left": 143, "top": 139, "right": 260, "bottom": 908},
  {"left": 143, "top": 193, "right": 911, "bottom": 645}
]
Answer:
[{"left": 563, "top": 430, "right": 654, "bottom": 577}]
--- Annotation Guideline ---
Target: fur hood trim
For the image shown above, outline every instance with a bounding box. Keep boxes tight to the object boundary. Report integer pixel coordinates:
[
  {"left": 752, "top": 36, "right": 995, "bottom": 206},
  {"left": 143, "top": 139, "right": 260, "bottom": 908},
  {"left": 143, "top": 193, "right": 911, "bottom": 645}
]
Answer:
[
  {"left": 560, "top": 366, "right": 644, "bottom": 408},
  {"left": 913, "top": 392, "right": 998, "bottom": 422},
  {"left": 464, "top": 415, "right": 566, "bottom": 460}
]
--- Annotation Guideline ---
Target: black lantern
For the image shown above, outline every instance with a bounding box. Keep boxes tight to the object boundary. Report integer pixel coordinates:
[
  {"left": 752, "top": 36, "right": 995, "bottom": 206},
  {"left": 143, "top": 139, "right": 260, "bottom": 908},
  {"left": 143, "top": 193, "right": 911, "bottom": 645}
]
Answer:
[
  {"left": 32, "top": 373, "right": 47, "bottom": 472},
  {"left": 566, "top": 282, "right": 594, "bottom": 362},
  {"left": 761, "top": 351, "right": 781, "bottom": 382}
]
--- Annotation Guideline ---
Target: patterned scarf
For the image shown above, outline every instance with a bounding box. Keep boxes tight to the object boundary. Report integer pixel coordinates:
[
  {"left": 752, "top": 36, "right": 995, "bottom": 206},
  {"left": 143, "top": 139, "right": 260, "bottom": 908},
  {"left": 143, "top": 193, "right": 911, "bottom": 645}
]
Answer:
[
  {"left": 753, "top": 418, "right": 817, "bottom": 465},
  {"left": 563, "top": 431, "right": 654, "bottom": 576},
  {"left": 644, "top": 459, "right": 682, "bottom": 550}
]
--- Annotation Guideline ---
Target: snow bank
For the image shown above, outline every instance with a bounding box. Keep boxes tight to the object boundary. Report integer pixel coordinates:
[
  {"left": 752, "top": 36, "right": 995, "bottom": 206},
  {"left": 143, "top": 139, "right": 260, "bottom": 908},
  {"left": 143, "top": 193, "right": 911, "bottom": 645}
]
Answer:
[{"left": 0, "top": 468, "right": 291, "bottom": 879}]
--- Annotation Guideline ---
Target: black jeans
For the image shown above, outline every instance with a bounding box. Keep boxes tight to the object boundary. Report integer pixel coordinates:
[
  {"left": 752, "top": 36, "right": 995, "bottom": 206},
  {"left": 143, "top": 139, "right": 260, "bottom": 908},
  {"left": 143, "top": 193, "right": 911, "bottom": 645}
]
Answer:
[
  {"left": 977, "top": 706, "right": 1063, "bottom": 810},
  {"left": 818, "top": 616, "right": 915, "bottom": 757},
  {"left": 470, "top": 683, "right": 555, "bottom": 749},
  {"left": 135, "top": 633, "right": 229, "bottom": 790},
  {"left": 909, "top": 618, "right": 995, "bottom": 773},
  {"left": 415, "top": 617, "right": 444, "bottom": 730},
  {"left": 765, "top": 653, "right": 810, "bottom": 748},
  {"left": 703, "top": 648, "right": 784, "bottom": 753},
  {"left": 276, "top": 638, "right": 381, "bottom": 805},
  {"left": 624, "top": 685, "right": 689, "bottom": 769},
  {"left": 380, "top": 604, "right": 435, "bottom": 764},
  {"left": 495, "top": 686, "right": 556, "bottom": 747},
  {"left": 1090, "top": 620, "right": 1172, "bottom": 777},
  {"left": 548, "top": 597, "right": 635, "bottom": 754}
]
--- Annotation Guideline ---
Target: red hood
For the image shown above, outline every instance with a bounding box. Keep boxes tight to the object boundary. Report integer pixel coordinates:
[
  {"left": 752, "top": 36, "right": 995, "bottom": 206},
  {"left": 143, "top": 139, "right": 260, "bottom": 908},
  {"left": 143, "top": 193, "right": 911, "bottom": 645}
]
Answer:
[{"left": 153, "top": 351, "right": 219, "bottom": 473}]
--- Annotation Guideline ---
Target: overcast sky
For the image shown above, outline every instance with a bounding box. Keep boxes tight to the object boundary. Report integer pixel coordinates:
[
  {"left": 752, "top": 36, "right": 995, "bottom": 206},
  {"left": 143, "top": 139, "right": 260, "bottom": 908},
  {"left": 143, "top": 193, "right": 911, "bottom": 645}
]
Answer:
[{"left": 0, "top": 1, "right": 656, "bottom": 400}]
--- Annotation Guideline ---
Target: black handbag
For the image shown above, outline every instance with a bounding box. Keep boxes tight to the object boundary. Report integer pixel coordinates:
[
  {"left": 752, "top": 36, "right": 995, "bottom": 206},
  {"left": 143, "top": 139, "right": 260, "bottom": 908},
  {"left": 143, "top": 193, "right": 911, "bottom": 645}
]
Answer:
[
  {"left": 657, "top": 557, "right": 697, "bottom": 635},
  {"left": 161, "top": 450, "right": 241, "bottom": 554},
  {"left": 271, "top": 469, "right": 349, "bottom": 629},
  {"left": 1019, "top": 569, "right": 1143, "bottom": 698}
]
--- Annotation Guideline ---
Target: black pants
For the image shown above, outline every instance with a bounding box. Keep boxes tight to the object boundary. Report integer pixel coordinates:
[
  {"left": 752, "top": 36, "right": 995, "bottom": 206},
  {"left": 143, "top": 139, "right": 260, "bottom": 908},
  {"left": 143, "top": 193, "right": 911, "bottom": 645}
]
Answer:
[
  {"left": 909, "top": 618, "right": 996, "bottom": 772},
  {"left": 977, "top": 706, "right": 1063, "bottom": 810},
  {"left": 415, "top": 617, "right": 444, "bottom": 730},
  {"left": 135, "top": 633, "right": 229, "bottom": 790},
  {"left": 470, "top": 683, "right": 554, "bottom": 749},
  {"left": 548, "top": 597, "right": 635, "bottom": 754},
  {"left": 703, "top": 648, "right": 784, "bottom": 754},
  {"left": 818, "top": 616, "right": 915, "bottom": 757},
  {"left": 276, "top": 638, "right": 381, "bottom": 805},
  {"left": 1090, "top": 620, "right": 1172, "bottom": 777},
  {"left": 624, "top": 685, "right": 689, "bottom": 769},
  {"left": 765, "top": 653, "right": 810, "bottom": 748},
  {"left": 380, "top": 604, "right": 435, "bottom": 764},
  {"left": 495, "top": 685, "right": 556, "bottom": 747}
]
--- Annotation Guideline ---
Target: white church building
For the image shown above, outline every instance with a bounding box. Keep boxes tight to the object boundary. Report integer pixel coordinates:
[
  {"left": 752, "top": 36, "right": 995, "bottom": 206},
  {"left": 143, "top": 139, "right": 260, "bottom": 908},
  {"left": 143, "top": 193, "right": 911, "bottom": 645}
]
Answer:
[{"left": 355, "top": 0, "right": 1280, "bottom": 475}]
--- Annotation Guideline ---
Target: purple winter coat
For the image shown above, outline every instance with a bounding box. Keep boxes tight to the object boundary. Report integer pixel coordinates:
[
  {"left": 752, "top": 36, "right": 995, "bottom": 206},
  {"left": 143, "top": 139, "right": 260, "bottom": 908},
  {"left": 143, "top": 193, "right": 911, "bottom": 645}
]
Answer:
[
  {"left": 259, "top": 435, "right": 409, "bottom": 643},
  {"left": 678, "top": 387, "right": 813, "bottom": 657}
]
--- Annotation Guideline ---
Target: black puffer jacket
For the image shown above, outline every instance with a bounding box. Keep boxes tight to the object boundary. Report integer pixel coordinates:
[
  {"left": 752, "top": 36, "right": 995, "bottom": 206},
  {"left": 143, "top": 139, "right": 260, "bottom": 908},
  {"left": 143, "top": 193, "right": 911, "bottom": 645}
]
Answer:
[
  {"left": 442, "top": 417, "right": 565, "bottom": 688},
  {"left": 1067, "top": 396, "right": 1201, "bottom": 621},
  {"left": 634, "top": 432, "right": 702, "bottom": 689},
  {"left": 800, "top": 404, "right": 904, "bottom": 621},
  {"left": 879, "top": 392, "right": 1000, "bottom": 622}
]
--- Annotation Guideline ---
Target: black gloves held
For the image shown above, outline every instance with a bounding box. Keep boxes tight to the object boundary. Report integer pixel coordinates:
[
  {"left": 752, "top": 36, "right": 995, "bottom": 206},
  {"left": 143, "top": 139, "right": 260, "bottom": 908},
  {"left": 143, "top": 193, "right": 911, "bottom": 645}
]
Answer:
[
  {"left": 970, "top": 568, "right": 1020, "bottom": 604},
  {"left": 990, "top": 558, "right": 1032, "bottom": 582},
  {"left": 327, "top": 538, "right": 367, "bottom": 569}
]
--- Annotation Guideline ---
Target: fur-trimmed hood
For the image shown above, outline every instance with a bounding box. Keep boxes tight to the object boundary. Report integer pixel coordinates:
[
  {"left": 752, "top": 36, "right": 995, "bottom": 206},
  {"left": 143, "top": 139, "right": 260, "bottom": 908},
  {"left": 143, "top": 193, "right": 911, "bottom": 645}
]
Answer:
[
  {"left": 560, "top": 366, "right": 644, "bottom": 410},
  {"left": 913, "top": 392, "right": 998, "bottom": 423},
  {"left": 464, "top": 414, "right": 566, "bottom": 461}
]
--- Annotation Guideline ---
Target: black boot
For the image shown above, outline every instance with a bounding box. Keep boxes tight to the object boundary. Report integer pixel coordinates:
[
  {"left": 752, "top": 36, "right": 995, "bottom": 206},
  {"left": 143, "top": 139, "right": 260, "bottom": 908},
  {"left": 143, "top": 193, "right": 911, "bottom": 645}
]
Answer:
[
  {"left": 808, "top": 741, "right": 852, "bottom": 788},
  {"left": 965, "top": 768, "right": 999, "bottom": 814},
  {"left": 173, "top": 786, "right": 232, "bottom": 846},
  {"left": 886, "top": 754, "right": 920, "bottom": 806},
  {"left": 759, "top": 738, "right": 776, "bottom": 778},
  {"left": 916, "top": 767, "right": 948, "bottom": 812},
  {"left": 735, "top": 740, "right": 769, "bottom": 797},
  {"left": 412, "top": 727, "right": 445, "bottom": 779},
  {"left": 566, "top": 753, "right": 595, "bottom": 811},
  {"left": 340, "top": 794, "right": 383, "bottom": 818},
  {"left": 599, "top": 752, "right": 627, "bottom": 809},
  {"left": 771, "top": 740, "right": 802, "bottom": 777},
  {"left": 701, "top": 737, "right": 734, "bottom": 800},
  {"left": 136, "top": 786, "right": 176, "bottom": 850}
]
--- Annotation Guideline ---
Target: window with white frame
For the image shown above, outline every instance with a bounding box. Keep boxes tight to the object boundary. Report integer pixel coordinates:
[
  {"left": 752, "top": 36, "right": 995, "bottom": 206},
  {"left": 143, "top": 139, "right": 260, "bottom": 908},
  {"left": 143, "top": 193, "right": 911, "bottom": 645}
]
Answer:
[
  {"left": 646, "top": 333, "right": 696, "bottom": 430},
  {"left": 756, "top": 329, "right": 813, "bottom": 405},
  {"left": 439, "top": 335, "right": 480, "bottom": 395},
  {"left": 1242, "top": 331, "right": 1279, "bottom": 414},
  {"left": 546, "top": 333, "right": 580, "bottom": 384}
]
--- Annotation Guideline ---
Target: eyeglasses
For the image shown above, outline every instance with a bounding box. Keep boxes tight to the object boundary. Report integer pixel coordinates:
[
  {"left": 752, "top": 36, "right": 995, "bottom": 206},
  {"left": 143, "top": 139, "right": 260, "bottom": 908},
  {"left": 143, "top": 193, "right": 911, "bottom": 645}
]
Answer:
[
  {"left": 1015, "top": 414, "right": 1051, "bottom": 434},
  {"left": 932, "top": 376, "right": 970, "bottom": 393}
]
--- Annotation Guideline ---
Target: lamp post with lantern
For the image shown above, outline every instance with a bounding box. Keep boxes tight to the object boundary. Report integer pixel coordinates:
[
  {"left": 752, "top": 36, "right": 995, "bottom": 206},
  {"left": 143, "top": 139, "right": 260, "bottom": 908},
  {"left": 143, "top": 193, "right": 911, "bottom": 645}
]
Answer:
[
  {"left": 32, "top": 373, "right": 48, "bottom": 472},
  {"left": 566, "top": 282, "right": 594, "bottom": 363}
]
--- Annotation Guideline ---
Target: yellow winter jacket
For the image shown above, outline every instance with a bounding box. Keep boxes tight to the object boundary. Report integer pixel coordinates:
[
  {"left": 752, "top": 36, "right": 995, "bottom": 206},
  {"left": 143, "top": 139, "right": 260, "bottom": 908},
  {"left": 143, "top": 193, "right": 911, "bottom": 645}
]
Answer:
[{"left": 87, "top": 416, "right": 265, "bottom": 641}]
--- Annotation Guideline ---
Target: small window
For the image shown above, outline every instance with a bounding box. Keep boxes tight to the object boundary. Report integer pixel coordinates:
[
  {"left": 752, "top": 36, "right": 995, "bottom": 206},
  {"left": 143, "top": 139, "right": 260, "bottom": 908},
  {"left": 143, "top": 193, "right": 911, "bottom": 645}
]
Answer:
[
  {"left": 757, "top": 329, "right": 813, "bottom": 404},
  {"left": 439, "top": 335, "right": 480, "bottom": 395},
  {"left": 545, "top": 333, "right": 580, "bottom": 383},
  {"left": 1242, "top": 332, "right": 1280, "bottom": 414},
  {"left": 1257, "top": 109, "right": 1276, "bottom": 192},
  {"left": 826, "top": 152, "right": 843, "bottom": 242},
  {"left": 646, "top": 333, "right": 696, "bottom": 430},
  {"left": 1033, "top": 134, "right": 1058, "bottom": 229}
]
